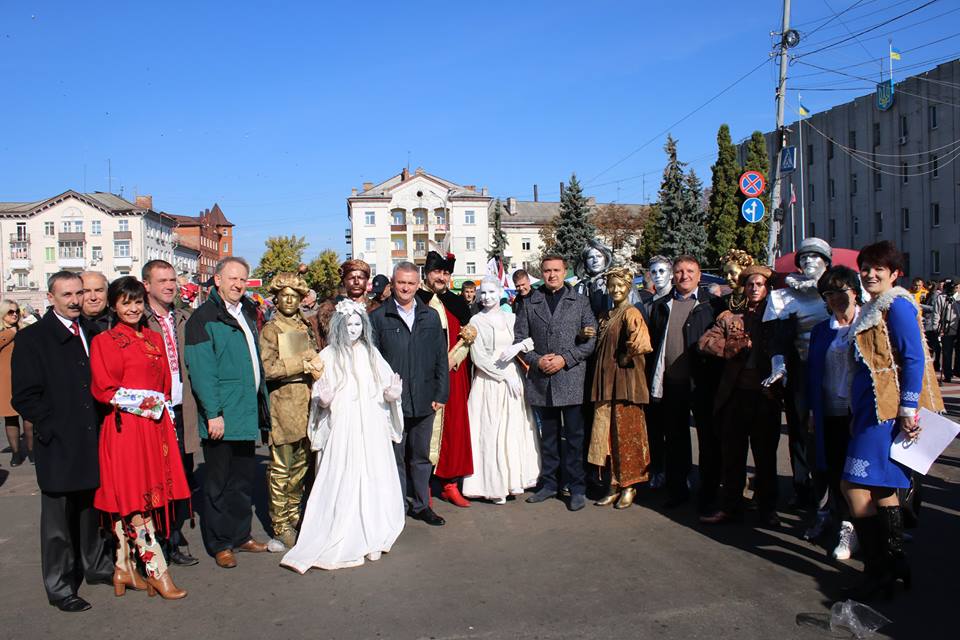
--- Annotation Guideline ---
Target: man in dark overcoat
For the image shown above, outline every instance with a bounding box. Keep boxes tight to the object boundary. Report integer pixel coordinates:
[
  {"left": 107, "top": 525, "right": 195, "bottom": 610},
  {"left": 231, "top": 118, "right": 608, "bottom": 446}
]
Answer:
[{"left": 12, "top": 271, "right": 113, "bottom": 612}]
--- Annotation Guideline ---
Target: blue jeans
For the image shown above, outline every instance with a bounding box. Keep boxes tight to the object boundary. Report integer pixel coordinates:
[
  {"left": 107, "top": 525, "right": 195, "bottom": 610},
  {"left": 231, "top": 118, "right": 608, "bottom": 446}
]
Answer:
[{"left": 534, "top": 405, "right": 586, "bottom": 496}]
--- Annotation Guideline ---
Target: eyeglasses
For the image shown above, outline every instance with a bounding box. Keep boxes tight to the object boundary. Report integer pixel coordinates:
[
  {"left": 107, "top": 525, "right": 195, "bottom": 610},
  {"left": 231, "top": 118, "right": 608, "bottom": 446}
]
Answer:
[
  {"left": 5, "top": 309, "right": 19, "bottom": 315},
  {"left": 821, "top": 288, "right": 851, "bottom": 299}
]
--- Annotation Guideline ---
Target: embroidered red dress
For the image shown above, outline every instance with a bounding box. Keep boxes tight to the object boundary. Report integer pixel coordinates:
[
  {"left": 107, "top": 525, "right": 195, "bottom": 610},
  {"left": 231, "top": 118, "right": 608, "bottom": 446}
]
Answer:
[
  {"left": 91, "top": 323, "right": 190, "bottom": 520},
  {"left": 434, "top": 307, "right": 473, "bottom": 478}
]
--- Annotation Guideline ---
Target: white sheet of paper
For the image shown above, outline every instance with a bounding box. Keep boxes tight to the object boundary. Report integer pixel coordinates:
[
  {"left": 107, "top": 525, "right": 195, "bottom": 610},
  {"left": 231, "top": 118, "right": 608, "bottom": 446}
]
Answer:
[{"left": 889, "top": 408, "right": 960, "bottom": 475}]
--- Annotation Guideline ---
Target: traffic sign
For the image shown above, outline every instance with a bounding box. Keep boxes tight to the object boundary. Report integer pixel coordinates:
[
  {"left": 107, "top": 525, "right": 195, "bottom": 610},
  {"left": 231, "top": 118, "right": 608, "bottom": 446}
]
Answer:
[
  {"left": 739, "top": 171, "right": 765, "bottom": 197},
  {"left": 246, "top": 278, "right": 263, "bottom": 288},
  {"left": 780, "top": 146, "right": 797, "bottom": 174},
  {"left": 741, "top": 197, "right": 765, "bottom": 224}
]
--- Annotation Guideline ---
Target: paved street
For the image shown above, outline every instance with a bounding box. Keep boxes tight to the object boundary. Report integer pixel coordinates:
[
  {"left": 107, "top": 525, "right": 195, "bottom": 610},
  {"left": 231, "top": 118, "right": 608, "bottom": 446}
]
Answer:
[{"left": 1, "top": 387, "right": 957, "bottom": 640}]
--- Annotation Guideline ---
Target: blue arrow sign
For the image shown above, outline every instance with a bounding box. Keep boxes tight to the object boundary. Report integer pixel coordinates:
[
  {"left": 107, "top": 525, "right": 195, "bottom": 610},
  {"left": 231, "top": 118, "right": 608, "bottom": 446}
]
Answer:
[
  {"left": 741, "top": 197, "right": 765, "bottom": 224},
  {"left": 780, "top": 146, "right": 797, "bottom": 174}
]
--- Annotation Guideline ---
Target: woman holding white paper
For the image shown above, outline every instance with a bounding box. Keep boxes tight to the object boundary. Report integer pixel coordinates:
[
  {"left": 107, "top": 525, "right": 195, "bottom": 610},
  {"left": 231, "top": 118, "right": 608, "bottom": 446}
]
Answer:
[{"left": 841, "top": 241, "right": 944, "bottom": 599}]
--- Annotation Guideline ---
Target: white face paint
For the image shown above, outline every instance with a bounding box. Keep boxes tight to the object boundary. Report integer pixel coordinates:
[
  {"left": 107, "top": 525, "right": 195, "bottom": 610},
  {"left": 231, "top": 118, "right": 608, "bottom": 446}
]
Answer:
[
  {"left": 799, "top": 253, "right": 827, "bottom": 280},
  {"left": 478, "top": 281, "right": 500, "bottom": 310},
  {"left": 585, "top": 248, "right": 607, "bottom": 276},
  {"left": 649, "top": 262, "right": 672, "bottom": 291},
  {"left": 346, "top": 313, "right": 363, "bottom": 343}
]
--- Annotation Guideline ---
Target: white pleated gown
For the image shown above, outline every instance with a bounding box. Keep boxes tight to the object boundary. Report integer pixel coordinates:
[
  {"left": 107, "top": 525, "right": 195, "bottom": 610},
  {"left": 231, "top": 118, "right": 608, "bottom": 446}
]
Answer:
[
  {"left": 462, "top": 311, "right": 540, "bottom": 501},
  {"left": 281, "top": 343, "right": 404, "bottom": 572}
]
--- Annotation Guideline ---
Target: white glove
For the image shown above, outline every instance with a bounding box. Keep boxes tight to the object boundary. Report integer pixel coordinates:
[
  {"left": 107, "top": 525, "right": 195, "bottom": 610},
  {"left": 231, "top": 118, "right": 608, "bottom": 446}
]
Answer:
[
  {"left": 762, "top": 355, "right": 788, "bottom": 388},
  {"left": 506, "top": 375, "right": 522, "bottom": 398},
  {"left": 498, "top": 343, "right": 524, "bottom": 364},
  {"left": 315, "top": 378, "right": 334, "bottom": 407},
  {"left": 383, "top": 373, "right": 403, "bottom": 402}
]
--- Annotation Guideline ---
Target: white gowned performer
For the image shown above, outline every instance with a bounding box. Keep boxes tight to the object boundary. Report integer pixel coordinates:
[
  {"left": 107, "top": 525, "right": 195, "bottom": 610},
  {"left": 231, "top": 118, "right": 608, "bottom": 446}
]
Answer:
[
  {"left": 462, "top": 277, "right": 540, "bottom": 503},
  {"left": 281, "top": 300, "right": 404, "bottom": 572}
]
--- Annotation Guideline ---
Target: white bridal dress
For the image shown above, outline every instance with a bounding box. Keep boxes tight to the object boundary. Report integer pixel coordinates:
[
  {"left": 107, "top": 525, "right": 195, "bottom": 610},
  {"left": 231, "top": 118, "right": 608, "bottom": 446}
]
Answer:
[
  {"left": 461, "top": 311, "right": 540, "bottom": 501},
  {"left": 281, "top": 343, "right": 404, "bottom": 572}
]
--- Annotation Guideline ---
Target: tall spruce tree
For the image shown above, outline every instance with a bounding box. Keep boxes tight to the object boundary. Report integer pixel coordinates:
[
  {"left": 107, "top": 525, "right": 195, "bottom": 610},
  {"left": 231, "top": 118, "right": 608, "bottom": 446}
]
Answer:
[
  {"left": 738, "top": 131, "right": 771, "bottom": 262},
  {"left": 487, "top": 198, "right": 508, "bottom": 261},
  {"left": 682, "top": 169, "right": 709, "bottom": 262},
  {"left": 706, "top": 124, "right": 740, "bottom": 267},
  {"left": 658, "top": 135, "right": 692, "bottom": 259},
  {"left": 552, "top": 173, "right": 596, "bottom": 264},
  {"left": 635, "top": 203, "right": 663, "bottom": 263}
]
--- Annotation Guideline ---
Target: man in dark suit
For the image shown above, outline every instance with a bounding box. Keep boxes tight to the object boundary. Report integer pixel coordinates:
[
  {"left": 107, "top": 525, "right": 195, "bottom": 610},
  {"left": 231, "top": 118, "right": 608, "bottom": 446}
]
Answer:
[
  {"left": 12, "top": 271, "right": 113, "bottom": 612},
  {"left": 369, "top": 262, "right": 449, "bottom": 526},
  {"left": 514, "top": 255, "right": 597, "bottom": 511}
]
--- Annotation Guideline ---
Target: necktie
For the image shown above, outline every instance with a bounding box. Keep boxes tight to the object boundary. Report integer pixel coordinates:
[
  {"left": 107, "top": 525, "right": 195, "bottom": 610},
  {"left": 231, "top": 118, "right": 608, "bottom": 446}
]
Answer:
[{"left": 70, "top": 321, "right": 80, "bottom": 336}]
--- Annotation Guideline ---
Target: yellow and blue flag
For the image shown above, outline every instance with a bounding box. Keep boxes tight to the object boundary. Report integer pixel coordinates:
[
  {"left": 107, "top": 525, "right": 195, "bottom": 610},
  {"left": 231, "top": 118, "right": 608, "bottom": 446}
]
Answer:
[
  {"left": 890, "top": 47, "right": 902, "bottom": 61},
  {"left": 799, "top": 103, "right": 810, "bottom": 117}
]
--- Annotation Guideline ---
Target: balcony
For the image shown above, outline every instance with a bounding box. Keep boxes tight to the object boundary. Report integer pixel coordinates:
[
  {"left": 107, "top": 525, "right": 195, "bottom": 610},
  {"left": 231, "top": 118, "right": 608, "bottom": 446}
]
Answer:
[
  {"left": 114, "top": 256, "right": 133, "bottom": 269},
  {"left": 434, "top": 223, "right": 448, "bottom": 231},
  {"left": 410, "top": 223, "right": 428, "bottom": 232},
  {"left": 413, "top": 249, "right": 426, "bottom": 258},
  {"left": 58, "top": 231, "right": 86, "bottom": 242},
  {"left": 113, "top": 230, "right": 133, "bottom": 240},
  {"left": 58, "top": 256, "right": 86, "bottom": 269},
  {"left": 391, "top": 249, "right": 408, "bottom": 258},
  {"left": 9, "top": 257, "right": 31, "bottom": 271},
  {"left": 9, "top": 233, "right": 30, "bottom": 243},
  {"left": 390, "top": 224, "right": 407, "bottom": 232}
]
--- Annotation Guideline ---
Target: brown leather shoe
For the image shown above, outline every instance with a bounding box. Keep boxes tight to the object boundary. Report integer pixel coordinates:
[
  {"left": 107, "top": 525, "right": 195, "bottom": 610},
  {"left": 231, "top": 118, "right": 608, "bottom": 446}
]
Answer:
[
  {"left": 236, "top": 538, "right": 268, "bottom": 553},
  {"left": 214, "top": 549, "right": 237, "bottom": 568},
  {"left": 145, "top": 571, "right": 187, "bottom": 600}
]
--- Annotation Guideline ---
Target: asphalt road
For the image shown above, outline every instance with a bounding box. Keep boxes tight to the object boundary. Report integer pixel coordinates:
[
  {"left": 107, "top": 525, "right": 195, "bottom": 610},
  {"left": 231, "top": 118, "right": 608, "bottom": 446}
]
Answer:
[{"left": 1, "top": 399, "right": 957, "bottom": 640}]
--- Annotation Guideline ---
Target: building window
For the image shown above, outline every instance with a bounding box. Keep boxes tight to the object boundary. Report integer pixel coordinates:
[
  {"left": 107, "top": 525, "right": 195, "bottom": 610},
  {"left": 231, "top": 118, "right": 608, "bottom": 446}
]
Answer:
[
  {"left": 850, "top": 173, "right": 858, "bottom": 195},
  {"left": 44, "top": 247, "right": 55, "bottom": 262},
  {"left": 370, "top": 264, "right": 377, "bottom": 277},
  {"left": 929, "top": 105, "right": 938, "bottom": 129},
  {"left": 119, "top": 219, "right": 129, "bottom": 232},
  {"left": 901, "top": 163, "right": 908, "bottom": 184},
  {"left": 391, "top": 210, "right": 406, "bottom": 225},
  {"left": 415, "top": 239, "right": 426, "bottom": 251},
  {"left": 853, "top": 216, "right": 859, "bottom": 236},
  {"left": 16, "top": 273, "right": 27, "bottom": 288},
  {"left": 61, "top": 221, "right": 70, "bottom": 232},
  {"left": 902, "top": 208, "right": 910, "bottom": 231},
  {"left": 466, "top": 237, "right": 476, "bottom": 251},
  {"left": 931, "top": 250, "right": 941, "bottom": 274},
  {"left": 392, "top": 237, "right": 405, "bottom": 251},
  {"left": 521, "top": 238, "right": 531, "bottom": 251},
  {"left": 931, "top": 154, "right": 939, "bottom": 178},
  {"left": 809, "top": 183, "right": 815, "bottom": 202},
  {"left": 829, "top": 178, "right": 836, "bottom": 199},
  {"left": 931, "top": 203, "right": 940, "bottom": 227},
  {"left": 807, "top": 144, "right": 813, "bottom": 165},
  {"left": 827, "top": 140, "right": 834, "bottom": 160},
  {"left": 464, "top": 210, "right": 476, "bottom": 225},
  {"left": 91, "top": 220, "right": 101, "bottom": 235},
  {"left": 114, "top": 240, "right": 130, "bottom": 257},
  {"left": 829, "top": 219, "right": 836, "bottom": 239},
  {"left": 873, "top": 171, "right": 882, "bottom": 191},
  {"left": 44, "top": 221, "right": 55, "bottom": 236},
  {"left": 58, "top": 241, "right": 83, "bottom": 259},
  {"left": 412, "top": 209, "right": 426, "bottom": 225},
  {"left": 364, "top": 211, "right": 375, "bottom": 226},
  {"left": 899, "top": 115, "right": 908, "bottom": 139},
  {"left": 222, "top": 243, "right": 229, "bottom": 253},
  {"left": 466, "top": 262, "right": 476, "bottom": 275},
  {"left": 92, "top": 246, "right": 103, "bottom": 261},
  {"left": 435, "top": 210, "right": 447, "bottom": 226},
  {"left": 848, "top": 131, "right": 856, "bottom": 150},
  {"left": 874, "top": 211, "right": 883, "bottom": 234},
  {"left": 365, "top": 238, "right": 376, "bottom": 251}
]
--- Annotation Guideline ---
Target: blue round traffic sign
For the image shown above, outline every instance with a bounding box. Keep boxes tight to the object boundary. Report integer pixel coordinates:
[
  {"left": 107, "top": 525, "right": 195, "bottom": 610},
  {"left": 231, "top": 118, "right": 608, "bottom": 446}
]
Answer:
[
  {"left": 741, "top": 197, "right": 765, "bottom": 223},
  {"left": 739, "top": 171, "right": 765, "bottom": 197}
]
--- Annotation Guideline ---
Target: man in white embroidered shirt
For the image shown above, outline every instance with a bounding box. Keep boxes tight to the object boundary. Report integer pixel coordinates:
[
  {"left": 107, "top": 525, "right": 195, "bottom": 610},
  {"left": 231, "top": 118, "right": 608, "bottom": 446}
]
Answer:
[{"left": 185, "top": 257, "right": 271, "bottom": 569}]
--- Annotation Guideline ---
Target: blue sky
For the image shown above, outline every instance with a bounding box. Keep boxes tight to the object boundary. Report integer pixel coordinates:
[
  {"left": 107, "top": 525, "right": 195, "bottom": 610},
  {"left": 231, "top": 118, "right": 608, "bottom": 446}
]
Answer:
[{"left": 2, "top": 1, "right": 957, "bottom": 264}]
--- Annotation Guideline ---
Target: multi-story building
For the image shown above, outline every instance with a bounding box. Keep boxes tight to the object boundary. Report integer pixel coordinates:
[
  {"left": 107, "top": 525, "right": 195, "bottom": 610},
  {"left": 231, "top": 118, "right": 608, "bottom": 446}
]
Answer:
[
  {"left": 0, "top": 190, "right": 176, "bottom": 309},
  {"left": 347, "top": 167, "right": 492, "bottom": 281},
  {"left": 173, "top": 244, "right": 201, "bottom": 283},
  {"left": 746, "top": 58, "right": 959, "bottom": 279},
  {"left": 168, "top": 204, "right": 234, "bottom": 284}
]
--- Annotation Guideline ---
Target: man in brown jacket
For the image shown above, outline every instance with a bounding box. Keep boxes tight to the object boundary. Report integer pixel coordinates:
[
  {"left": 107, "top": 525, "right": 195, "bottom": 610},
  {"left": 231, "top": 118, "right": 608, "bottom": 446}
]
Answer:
[
  {"left": 142, "top": 260, "right": 201, "bottom": 566},
  {"left": 260, "top": 272, "right": 319, "bottom": 551}
]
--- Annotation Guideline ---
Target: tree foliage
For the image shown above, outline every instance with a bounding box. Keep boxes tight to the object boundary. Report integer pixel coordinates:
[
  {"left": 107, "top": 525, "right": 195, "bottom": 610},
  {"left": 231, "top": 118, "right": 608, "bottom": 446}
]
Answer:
[
  {"left": 634, "top": 203, "right": 663, "bottom": 263},
  {"left": 682, "top": 169, "right": 709, "bottom": 261},
  {"left": 303, "top": 249, "right": 341, "bottom": 300},
  {"left": 738, "top": 131, "right": 771, "bottom": 262},
  {"left": 706, "top": 124, "right": 741, "bottom": 268},
  {"left": 552, "top": 173, "right": 596, "bottom": 264},
  {"left": 656, "top": 136, "right": 707, "bottom": 261},
  {"left": 253, "top": 235, "right": 308, "bottom": 282},
  {"left": 591, "top": 203, "right": 645, "bottom": 254},
  {"left": 488, "top": 198, "right": 508, "bottom": 261}
]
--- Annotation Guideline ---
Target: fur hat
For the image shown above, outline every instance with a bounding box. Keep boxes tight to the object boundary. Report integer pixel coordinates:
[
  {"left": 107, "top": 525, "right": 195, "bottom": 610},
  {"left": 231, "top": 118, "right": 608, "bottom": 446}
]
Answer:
[
  {"left": 340, "top": 259, "right": 371, "bottom": 279},
  {"left": 738, "top": 264, "right": 773, "bottom": 285},
  {"left": 425, "top": 251, "right": 456, "bottom": 273}
]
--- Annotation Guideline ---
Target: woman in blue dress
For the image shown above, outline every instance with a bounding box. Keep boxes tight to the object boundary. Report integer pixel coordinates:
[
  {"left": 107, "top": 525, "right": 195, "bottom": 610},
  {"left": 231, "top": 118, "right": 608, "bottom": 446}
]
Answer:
[{"left": 843, "top": 241, "right": 944, "bottom": 599}]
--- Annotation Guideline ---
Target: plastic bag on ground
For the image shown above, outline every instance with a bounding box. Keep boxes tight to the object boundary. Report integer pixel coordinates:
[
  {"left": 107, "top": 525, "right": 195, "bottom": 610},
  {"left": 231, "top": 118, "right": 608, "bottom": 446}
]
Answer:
[{"left": 829, "top": 600, "right": 891, "bottom": 639}]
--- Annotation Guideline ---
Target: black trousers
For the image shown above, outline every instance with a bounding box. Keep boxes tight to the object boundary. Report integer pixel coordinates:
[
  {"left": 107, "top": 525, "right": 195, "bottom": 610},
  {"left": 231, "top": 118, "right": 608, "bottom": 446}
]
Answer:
[
  {"left": 692, "top": 386, "right": 722, "bottom": 510},
  {"left": 660, "top": 382, "right": 693, "bottom": 501},
  {"left": 942, "top": 335, "right": 957, "bottom": 381},
  {"left": 822, "top": 414, "right": 852, "bottom": 521},
  {"left": 395, "top": 414, "right": 434, "bottom": 514},
  {"left": 645, "top": 401, "right": 666, "bottom": 477},
  {"left": 718, "top": 390, "right": 781, "bottom": 514},
  {"left": 534, "top": 405, "right": 586, "bottom": 496},
  {"left": 200, "top": 439, "right": 255, "bottom": 555},
  {"left": 163, "top": 406, "right": 194, "bottom": 549},
  {"left": 783, "top": 362, "right": 812, "bottom": 498},
  {"left": 40, "top": 489, "right": 113, "bottom": 603},
  {"left": 925, "top": 331, "right": 941, "bottom": 372}
]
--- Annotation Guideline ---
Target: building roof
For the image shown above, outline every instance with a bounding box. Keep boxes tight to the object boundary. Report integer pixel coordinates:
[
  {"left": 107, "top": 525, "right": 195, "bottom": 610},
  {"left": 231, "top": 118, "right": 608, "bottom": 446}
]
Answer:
[
  {"left": 349, "top": 167, "right": 490, "bottom": 202},
  {"left": 499, "top": 198, "right": 649, "bottom": 226},
  {"left": 0, "top": 190, "right": 152, "bottom": 218},
  {"left": 206, "top": 203, "right": 234, "bottom": 227},
  {"left": 166, "top": 204, "right": 233, "bottom": 228}
]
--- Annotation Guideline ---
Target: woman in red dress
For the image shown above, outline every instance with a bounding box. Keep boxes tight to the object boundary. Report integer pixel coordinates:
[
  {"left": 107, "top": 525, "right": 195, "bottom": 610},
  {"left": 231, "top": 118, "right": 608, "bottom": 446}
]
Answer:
[{"left": 91, "top": 277, "right": 190, "bottom": 600}]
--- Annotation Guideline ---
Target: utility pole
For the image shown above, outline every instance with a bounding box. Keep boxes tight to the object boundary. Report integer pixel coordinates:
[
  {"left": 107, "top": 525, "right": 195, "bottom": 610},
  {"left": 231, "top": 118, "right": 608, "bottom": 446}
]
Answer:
[{"left": 766, "top": 0, "right": 792, "bottom": 267}]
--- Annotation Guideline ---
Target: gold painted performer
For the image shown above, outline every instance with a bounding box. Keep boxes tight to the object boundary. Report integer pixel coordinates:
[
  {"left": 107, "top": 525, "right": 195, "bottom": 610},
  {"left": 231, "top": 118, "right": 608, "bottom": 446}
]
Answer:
[
  {"left": 588, "top": 267, "right": 654, "bottom": 509},
  {"left": 260, "top": 272, "right": 321, "bottom": 552},
  {"left": 719, "top": 249, "right": 755, "bottom": 313}
]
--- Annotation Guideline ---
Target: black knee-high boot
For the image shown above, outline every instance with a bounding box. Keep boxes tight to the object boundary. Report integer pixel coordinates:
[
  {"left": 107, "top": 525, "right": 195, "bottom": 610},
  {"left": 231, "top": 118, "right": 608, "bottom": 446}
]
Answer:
[
  {"left": 845, "top": 515, "right": 889, "bottom": 599},
  {"left": 878, "top": 505, "right": 911, "bottom": 592}
]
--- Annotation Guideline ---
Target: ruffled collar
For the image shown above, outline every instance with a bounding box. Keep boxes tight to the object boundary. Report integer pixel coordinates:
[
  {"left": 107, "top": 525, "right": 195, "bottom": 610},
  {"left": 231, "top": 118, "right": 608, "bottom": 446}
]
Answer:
[{"left": 785, "top": 273, "right": 819, "bottom": 292}]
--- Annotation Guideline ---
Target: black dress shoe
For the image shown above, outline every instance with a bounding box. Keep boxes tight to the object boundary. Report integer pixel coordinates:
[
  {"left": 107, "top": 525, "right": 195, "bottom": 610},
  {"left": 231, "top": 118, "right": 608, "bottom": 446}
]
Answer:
[
  {"left": 9, "top": 452, "right": 22, "bottom": 467},
  {"left": 662, "top": 494, "right": 689, "bottom": 509},
  {"left": 86, "top": 574, "right": 113, "bottom": 586},
  {"left": 169, "top": 548, "right": 200, "bottom": 566},
  {"left": 410, "top": 508, "right": 445, "bottom": 526},
  {"left": 525, "top": 488, "right": 555, "bottom": 504},
  {"left": 53, "top": 595, "right": 91, "bottom": 612}
]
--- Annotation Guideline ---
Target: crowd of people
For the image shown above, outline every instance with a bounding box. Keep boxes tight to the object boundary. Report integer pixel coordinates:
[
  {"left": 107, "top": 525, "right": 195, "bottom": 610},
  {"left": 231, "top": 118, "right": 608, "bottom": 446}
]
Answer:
[{"left": 0, "top": 237, "right": 946, "bottom": 613}]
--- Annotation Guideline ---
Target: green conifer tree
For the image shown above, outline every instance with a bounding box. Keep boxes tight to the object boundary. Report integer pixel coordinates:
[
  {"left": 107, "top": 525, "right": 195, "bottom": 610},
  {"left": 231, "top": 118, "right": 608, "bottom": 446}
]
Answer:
[
  {"left": 738, "top": 131, "right": 771, "bottom": 262},
  {"left": 635, "top": 203, "right": 663, "bottom": 263},
  {"left": 658, "top": 135, "right": 692, "bottom": 259},
  {"left": 487, "top": 198, "right": 508, "bottom": 261},
  {"left": 682, "top": 168, "right": 709, "bottom": 262},
  {"left": 552, "top": 173, "right": 596, "bottom": 264},
  {"left": 706, "top": 124, "right": 740, "bottom": 267}
]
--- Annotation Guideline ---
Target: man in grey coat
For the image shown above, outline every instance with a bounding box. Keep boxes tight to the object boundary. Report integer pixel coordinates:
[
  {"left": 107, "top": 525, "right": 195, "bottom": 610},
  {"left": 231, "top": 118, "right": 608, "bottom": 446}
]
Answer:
[{"left": 514, "top": 254, "right": 597, "bottom": 511}]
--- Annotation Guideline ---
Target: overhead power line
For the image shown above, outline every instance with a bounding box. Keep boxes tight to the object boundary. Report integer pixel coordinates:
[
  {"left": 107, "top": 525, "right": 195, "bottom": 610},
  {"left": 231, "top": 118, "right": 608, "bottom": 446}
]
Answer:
[{"left": 794, "top": 0, "right": 940, "bottom": 58}]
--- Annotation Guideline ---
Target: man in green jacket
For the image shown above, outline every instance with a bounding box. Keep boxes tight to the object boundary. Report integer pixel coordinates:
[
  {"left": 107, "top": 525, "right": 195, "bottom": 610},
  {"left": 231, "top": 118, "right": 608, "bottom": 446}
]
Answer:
[{"left": 185, "top": 257, "right": 270, "bottom": 569}]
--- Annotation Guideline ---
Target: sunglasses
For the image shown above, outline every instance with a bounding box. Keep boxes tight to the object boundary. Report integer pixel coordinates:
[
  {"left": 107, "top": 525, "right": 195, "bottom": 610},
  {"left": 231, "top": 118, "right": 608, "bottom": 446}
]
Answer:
[{"left": 5, "top": 309, "right": 19, "bottom": 315}]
